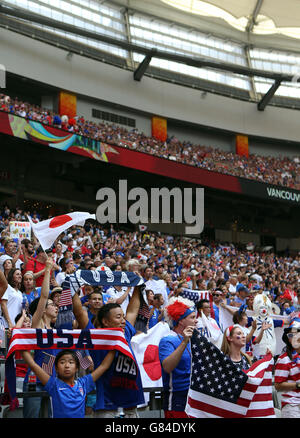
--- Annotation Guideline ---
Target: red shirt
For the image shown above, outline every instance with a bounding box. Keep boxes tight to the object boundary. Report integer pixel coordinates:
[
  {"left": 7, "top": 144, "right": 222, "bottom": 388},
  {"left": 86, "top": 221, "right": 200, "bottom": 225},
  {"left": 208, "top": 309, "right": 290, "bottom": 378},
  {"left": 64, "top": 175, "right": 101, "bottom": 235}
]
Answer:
[{"left": 24, "top": 258, "right": 46, "bottom": 287}]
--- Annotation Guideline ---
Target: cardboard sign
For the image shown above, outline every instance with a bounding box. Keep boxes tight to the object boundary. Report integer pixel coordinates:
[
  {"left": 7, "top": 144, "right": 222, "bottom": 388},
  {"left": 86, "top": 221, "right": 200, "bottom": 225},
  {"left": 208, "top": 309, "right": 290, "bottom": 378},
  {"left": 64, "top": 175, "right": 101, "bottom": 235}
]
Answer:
[{"left": 9, "top": 221, "right": 31, "bottom": 240}]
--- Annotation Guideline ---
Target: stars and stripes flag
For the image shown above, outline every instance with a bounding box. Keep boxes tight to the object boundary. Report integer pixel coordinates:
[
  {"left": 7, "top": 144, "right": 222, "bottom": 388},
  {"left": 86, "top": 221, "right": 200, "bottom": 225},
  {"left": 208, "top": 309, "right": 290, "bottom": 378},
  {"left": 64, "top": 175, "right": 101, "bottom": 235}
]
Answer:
[
  {"left": 185, "top": 331, "right": 275, "bottom": 418},
  {"left": 245, "top": 354, "right": 275, "bottom": 418},
  {"left": 41, "top": 352, "right": 56, "bottom": 376},
  {"left": 181, "top": 289, "right": 210, "bottom": 303},
  {"left": 181, "top": 289, "right": 215, "bottom": 319},
  {"left": 5, "top": 328, "right": 135, "bottom": 407},
  {"left": 59, "top": 289, "right": 72, "bottom": 307},
  {"left": 76, "top": 350, "right": 92, "bottom": 370}
]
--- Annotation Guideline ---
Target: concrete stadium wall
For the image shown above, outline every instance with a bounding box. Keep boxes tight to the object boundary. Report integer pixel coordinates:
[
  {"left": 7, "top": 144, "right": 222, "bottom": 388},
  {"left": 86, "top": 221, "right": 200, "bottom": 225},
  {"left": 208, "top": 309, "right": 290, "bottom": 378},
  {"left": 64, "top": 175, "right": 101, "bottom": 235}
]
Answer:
[{"left": 1, "top": 28, "right": 300, "bottom": 156}]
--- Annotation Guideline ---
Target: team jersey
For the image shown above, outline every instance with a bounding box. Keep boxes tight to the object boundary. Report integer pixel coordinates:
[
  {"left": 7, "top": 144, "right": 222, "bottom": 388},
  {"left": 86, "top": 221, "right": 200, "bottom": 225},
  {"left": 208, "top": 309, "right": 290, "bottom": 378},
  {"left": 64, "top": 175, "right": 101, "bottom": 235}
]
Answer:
[
  {"left": 148, "top": 308, "right": 160, "bottom": 329},
  {"left": 44, "top": 374, "right": 95, "bottom": 418},
  {"left": 274, "top": 351, "right": 300, "bottom": 407},
  {"left": 87, "top": 319, "right": 145, "bottom": 410},
  {"left": 159, "top": 331, "right": 191, "bottom": 411}
]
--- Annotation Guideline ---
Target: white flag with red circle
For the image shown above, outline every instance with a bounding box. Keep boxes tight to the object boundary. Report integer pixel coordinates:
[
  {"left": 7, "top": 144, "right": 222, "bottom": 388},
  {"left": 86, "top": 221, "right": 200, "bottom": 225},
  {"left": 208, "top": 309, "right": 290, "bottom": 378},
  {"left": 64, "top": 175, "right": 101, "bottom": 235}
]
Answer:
[
  {"left": 131, "top": 321, "right": 170, "bottom": 390},
  {"left": 27, "top": 212, "right": 96, "bottom": 251}
]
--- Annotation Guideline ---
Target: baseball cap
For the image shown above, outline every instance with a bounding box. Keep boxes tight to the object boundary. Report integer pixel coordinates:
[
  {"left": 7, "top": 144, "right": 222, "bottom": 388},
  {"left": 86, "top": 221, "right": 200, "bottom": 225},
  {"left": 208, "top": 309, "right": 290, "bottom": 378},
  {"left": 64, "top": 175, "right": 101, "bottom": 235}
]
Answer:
[{"left": 237, "top": 284, "right": 249, "bottom": 293}]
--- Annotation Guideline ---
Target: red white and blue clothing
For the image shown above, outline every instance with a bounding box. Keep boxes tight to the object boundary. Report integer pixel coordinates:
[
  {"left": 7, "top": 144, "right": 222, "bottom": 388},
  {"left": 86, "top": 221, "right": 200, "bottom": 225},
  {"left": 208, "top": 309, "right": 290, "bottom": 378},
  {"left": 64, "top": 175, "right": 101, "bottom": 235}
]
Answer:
[
  {"left": 86, "top": 319, "right": 145, "bottom": 411},
  {"left": 274, "top": 351, "right": 300, "bottom": 408},
  {"left": 159, "top": 331, "right": 191, "bottom": 412},
  {"left": 44, "top": 374, "right": 95, "bottom": 418}
]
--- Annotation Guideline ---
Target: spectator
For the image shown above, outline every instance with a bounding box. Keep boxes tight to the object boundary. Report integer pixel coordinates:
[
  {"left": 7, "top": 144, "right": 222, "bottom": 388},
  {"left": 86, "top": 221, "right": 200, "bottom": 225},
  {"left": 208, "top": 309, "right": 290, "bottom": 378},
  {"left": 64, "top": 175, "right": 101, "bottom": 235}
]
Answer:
[
  {"left": 105, "top": 285, "right": 131, "bottom": 314},
  {"left": 275, "top": 318, "right": 300, "bottom": 418},
  {"left": 232, "top": 285, "right": 250, "bottom": 306},
  {"left": 21, "top": 349, "right": 115, "bottom": 418},
  {"left": 19, "top": 238, "right": 35, "bottom": 272},
  {"left": 23, "top": 257, "right": 59, "bottom": 418},
  {"left": 24, "top": 246, "right": 58, "bottom": 287},
  {"left": 196, "top": 298, "right": 222, "bottom": 348},
  {"left": 134, "top": 289, "right": 154, "bottom": 334},
  {"left": 55, "top": 257, "right": 76, "bottom": 286},
  {"left": 71, "top": 285, "right": 145, "bottom": 418},
  {"left": 212, "top": 289, "right": 223, "bottom": 328},
  {"left": 148, "top": 293, "right": 164, "bottom": 329},
  {"left": 1, "top": 268, "right": 25, "bottom": 328},
  {"left": 159, "top": 296, "right": 196, "bottom": 418},
  {"left": 220, "top": 325, "right": 252, "bottom": 372},
  {"left": 0, "top": 239, "right": 22, "bottom": 272},
  {"left": 2, "top": 258, "right": 14, "bottom": 278},
  {"left": 21, "top": 271, "right": 40, "bottom": 305},
  {"left": 86, "top": 288, "right": 104, "bottom": 323}
]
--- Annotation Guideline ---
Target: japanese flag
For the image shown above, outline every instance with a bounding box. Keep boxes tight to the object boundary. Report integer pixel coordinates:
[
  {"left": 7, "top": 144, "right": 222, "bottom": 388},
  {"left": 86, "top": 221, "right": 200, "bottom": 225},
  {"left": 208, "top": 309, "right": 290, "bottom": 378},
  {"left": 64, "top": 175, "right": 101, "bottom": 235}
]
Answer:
[
  {"left": 131, "top": 322, "right": 170, "bottom": 390},
  {"left": 28, "top": 212, "right": 96, "bottom": 251},
  {"left": 138, "top": 225, "right": 147, "bottom": 232}
]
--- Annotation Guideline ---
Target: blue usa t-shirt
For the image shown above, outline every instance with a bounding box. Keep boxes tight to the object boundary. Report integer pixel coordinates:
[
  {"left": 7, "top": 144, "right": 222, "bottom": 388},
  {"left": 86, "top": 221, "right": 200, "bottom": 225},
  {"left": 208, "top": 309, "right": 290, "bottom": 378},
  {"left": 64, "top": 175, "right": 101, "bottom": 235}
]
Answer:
[{"left": 44, "top": 374, "right": 95, "bottom": 418}]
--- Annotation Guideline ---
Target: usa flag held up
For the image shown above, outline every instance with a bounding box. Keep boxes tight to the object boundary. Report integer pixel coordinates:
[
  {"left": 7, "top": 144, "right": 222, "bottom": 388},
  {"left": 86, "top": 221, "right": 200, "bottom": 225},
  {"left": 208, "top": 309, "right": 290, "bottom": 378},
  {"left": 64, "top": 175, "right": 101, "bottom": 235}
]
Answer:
[{"left": 185, "top": 331, "right": 275, "bottom": 418}]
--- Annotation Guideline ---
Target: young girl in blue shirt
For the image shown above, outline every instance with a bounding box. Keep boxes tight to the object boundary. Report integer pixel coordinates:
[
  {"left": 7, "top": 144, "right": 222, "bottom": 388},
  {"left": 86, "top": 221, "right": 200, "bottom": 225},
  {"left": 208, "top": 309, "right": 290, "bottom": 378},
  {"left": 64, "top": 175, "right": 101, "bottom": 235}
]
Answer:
[{"left": 21, "top": 348, "right": 115, "bottom": 418}]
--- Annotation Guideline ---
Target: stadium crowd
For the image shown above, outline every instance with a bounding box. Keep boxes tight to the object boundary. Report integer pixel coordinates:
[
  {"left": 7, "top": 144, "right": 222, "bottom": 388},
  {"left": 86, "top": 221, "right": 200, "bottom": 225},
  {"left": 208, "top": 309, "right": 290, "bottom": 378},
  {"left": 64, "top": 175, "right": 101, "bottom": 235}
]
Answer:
[
  {"left": 1, "top": 93, "right": 300, "bottom": 190},
  {"left": 0, "top": 204, "right": 300, "bottom": 418}
]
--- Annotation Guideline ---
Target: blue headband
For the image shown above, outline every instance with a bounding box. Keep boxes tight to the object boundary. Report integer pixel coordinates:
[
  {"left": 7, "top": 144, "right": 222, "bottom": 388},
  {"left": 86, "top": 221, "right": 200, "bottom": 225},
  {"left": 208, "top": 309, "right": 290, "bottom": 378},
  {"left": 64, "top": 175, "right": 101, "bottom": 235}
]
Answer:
[{"left": 173, "top": 307, "right": 195, "bottom": 326}]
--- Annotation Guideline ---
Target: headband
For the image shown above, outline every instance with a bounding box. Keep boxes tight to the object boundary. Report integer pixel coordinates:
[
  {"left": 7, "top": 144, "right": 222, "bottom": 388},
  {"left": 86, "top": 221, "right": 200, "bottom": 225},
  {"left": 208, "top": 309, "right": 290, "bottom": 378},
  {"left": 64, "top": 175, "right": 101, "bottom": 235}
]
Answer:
[
  {"left": 165, "top": 297, "right": 195, "bottom": 328},
  {"left": 226, "top": 324, "right": 240, "bottom": 340},
  {"left": 173, "top": 307, "right": 195, "bottom": 327}
]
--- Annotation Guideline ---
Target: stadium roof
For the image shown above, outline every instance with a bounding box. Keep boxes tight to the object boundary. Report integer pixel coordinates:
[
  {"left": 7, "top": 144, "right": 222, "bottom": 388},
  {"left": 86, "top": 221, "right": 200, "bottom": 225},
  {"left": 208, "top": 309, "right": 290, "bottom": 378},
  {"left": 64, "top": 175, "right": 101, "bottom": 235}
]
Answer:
[
  {"left": 2, "top": 0, "right": 300, "bottom": 108},
  {"left": 162, "top": 0, "right": 300, "bottom": 39}
]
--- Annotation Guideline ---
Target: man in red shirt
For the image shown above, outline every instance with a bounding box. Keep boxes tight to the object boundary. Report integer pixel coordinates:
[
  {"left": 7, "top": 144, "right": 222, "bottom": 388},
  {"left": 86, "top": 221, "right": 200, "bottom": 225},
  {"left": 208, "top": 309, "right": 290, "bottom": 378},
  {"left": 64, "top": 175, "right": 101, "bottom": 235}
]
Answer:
[
  {"left": 19, "top": 238, "right": 35, "bottom": 272},
  {"left": 24, "top": 246, "right": 59, "bottom": 287}
]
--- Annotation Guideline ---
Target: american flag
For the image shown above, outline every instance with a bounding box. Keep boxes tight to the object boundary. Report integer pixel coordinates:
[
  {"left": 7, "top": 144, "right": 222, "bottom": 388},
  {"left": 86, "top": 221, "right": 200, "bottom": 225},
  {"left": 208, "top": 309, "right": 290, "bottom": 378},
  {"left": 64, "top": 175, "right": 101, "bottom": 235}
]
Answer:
[
  {"left": 76, "top": 350, "right": 92, "bottom": 370},
  {"left": 181, "top": 289, "right": 214, "bottom": 319},
  {"left": 185, "top": 331, "right": 275, "bottom": 418},
  {"left": 41, "top": 352, "right": 56, "bottom": 376},
  {"left": 181, "top": 289, "right": 210, "bottom": 303},
  {"left": 59, "top": 289, "right": 72, "bottom": 307},
  {"left": 245, "top": 354, "right": 275, "bottom": 418}
]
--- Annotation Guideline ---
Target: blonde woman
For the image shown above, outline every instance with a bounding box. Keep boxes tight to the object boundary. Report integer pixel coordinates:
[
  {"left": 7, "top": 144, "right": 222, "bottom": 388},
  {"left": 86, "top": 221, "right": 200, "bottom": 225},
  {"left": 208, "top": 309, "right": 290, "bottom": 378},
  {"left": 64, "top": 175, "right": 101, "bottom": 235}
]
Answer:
[{"left": 221, "top": 324, "right": 252, "bottom": 372}]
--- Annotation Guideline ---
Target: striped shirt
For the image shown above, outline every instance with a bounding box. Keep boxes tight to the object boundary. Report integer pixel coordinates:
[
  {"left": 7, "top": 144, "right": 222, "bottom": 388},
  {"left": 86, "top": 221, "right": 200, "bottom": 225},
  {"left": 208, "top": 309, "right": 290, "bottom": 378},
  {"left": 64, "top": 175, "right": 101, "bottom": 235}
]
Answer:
[{"left": 274, "top": 352, "right": 300, "bottom": 407}]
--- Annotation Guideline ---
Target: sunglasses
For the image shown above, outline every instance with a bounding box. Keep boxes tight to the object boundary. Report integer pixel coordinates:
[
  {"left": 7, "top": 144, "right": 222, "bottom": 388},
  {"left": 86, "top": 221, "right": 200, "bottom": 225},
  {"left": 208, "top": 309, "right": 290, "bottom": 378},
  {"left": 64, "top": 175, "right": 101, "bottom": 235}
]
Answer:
[{"left": 212, "top": 294, "right": 222, "bottom": 297}]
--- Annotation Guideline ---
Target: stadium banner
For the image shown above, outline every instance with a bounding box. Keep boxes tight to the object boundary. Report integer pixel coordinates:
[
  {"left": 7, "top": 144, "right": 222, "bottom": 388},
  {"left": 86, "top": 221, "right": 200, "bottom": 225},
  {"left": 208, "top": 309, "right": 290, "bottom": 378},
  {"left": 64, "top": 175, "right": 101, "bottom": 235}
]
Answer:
[
  {"left": 58, "top": 91, "right": 77, "bottom": 119},
  {"left": 235, "top": 134, "right": 249, "bottom": 158},
  {"left": 151, "top": 116, "right": 167, "bottom": 142},
  {"left": 1, "top": 111, "right": 300, "bottom": 204}
]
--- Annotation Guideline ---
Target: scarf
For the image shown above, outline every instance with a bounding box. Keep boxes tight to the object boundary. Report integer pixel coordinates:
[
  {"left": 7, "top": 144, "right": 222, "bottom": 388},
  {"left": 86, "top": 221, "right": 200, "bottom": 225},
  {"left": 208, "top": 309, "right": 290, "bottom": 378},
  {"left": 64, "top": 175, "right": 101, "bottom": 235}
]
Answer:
[
  {"left": 5, "top": 328, "right": 135, "bottom": 409},
  {"left": 64, "top": 270, "right": 144, "bottom": 294}
]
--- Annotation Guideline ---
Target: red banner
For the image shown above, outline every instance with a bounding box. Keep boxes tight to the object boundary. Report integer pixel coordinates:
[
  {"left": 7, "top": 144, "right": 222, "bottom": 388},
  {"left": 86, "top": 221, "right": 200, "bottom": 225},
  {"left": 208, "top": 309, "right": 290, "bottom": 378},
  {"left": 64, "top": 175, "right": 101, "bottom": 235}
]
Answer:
[
  {"left": 58, "top": 91, "right": 77, "bottom": 118},
  {"left": 152, "top": 116, "right": 167, "bottom": 142},
  {"left": 236, "top": 134, "right": 249, "bottom": 158}
]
